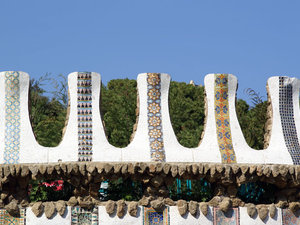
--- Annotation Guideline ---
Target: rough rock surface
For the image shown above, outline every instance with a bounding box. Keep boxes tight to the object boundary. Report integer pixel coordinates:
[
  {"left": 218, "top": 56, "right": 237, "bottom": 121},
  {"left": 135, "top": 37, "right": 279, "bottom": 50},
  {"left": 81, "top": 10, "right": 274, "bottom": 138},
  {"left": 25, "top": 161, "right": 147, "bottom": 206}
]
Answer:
[
  {"left": 128, "top": 201, "right": 138, "bottom": 217},
  {"left": 257, "top": 205, "right": 269, "bottom": 221},
  {"left": 219, "top": 198, "right": 232, "bottom": 213},
  {"left": 188, "top": 201, "right": 198, "bottom": 216},
  {"left": 67, "top": 196, "right": 78, "bottom": 206},
  {"left": 117, "top": 200, "right": 126, "bottom": 218},
  {"left": 199, "top": 202, "right": 208, "bottom": 216},
  {"left": 5, "top": 200, "right": 19, "bottom": 217},
  {"left": 44, "top": 202, "right": 56, "bottom": 219},
  {"left": 55, "top": 200, "right": 66, "bottom": 216},
  {"left": 246, "top": 203, "right": 257, "bottom": 218},
  {"left": 106, "top": 200, "right": 116, "bottom": 215},
  {"left": 150, "top": 199, "right": 164, "bottom": 211},
  {"left": 31, "top": 202, "right": 43, "bottom": 217},
  {"left": 269, "top": 204, "right": 276, "bottom": 218},
  {"left": 177, "top": 200, "right": 188, "bottom": 216}
]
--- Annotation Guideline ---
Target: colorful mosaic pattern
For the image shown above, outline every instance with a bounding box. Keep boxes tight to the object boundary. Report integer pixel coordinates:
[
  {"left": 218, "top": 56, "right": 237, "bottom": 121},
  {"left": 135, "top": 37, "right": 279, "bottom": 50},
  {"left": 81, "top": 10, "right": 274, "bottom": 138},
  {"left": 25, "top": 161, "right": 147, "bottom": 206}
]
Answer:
[
  {"left": 71, "top": 206, "right": 98, "bottom": 225},
  {"left": 4, "top": 71, "right": 21, "bottom": 164},
  {"left": 282, "top": 209, "right": 300, "bottom": 225},
  {"left": 143, "top": 207, "right": 169, "bottom": 225},
  {"left": 214, "top": 74, "right": 236, "bottom": 163},
  {"left": 77, "top": 72, "right": 93, "bottom": 161},
  {"left": 0, "top": 208, "right": 26, "bottom": 224},
  {"left": 213, "top": 207, "right": 239, "bottom": 225},
  {"left": 279, "top": 77, "right": 300, "bottom": 165},
  {"left": 147, "top": 73, "right": 165, "bottom": 162}
]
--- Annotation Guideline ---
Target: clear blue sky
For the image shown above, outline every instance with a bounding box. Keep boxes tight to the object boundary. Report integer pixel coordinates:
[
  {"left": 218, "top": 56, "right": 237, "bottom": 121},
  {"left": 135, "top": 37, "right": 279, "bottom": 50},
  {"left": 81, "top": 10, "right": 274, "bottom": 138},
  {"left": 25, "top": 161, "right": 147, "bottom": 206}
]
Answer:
[{"left": 1, "top": 1, "right": 300, "bottom": 103}]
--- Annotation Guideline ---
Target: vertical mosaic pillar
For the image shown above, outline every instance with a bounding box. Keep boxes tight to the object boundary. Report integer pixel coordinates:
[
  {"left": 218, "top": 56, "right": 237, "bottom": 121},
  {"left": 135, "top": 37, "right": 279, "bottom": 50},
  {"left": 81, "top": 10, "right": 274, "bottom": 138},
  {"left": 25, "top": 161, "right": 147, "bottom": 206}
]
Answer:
[
  {"left": 147, "top": 73, "right": 166, "bottom": 162},
  {"left": 71, "top": 206, "right": 98, "bottom": 225},
  {"left": 143, "top": 207, "right": 169, "bottom": 225},
  {"left": 213, "top": 207, "right": 239, "bottom": 225},
  {"left": 77, "top": 72, "right": 93, "bottom": 161},
  {"left": 282, "top": 208, "right": 300, "bottom": 224},
  {"left": 4, "top": 71, "right": 21, "bottom": 164},
  {"left": 0, "top": 208, "right": 26, "bottom": 224},
  {"left": 214, "top": 74, "right": 236, "bottom": 163},
  {"left": 279, "top": 77, "right": 300, "bottom": 165}
]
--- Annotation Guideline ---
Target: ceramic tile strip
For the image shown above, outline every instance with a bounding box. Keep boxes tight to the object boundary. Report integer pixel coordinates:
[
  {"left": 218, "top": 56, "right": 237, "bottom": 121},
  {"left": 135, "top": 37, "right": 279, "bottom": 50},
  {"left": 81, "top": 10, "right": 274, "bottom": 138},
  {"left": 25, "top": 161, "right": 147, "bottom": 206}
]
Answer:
[
  {"left": 0, "top": 208, "right": 26, "bottom": 224},
  {"left": 213, "top": 207, "right": 239, "bottom": 225},
  {"left": 71, "top": 206, "right": 98, "bottom": 225},
  {"left": 143, "top": 207, "right": 169, "bottom": 225},
  {"left": 214, "top": 74, "right": 236, "bottom": 163},
  {"left": 279, "top": 77, "right": 300, "bottom": 165},
  {"left": 77, "top": 72, "right": 93, "bottom": 162},
  {"left": 4, "top": 71, "right": 21, "bottom": 164},
  {"left": 147, "top": 73, "right": 165, "bottom": 162},
  {"left": 282, "top": 208, "right": 300, "bottom": 225}
]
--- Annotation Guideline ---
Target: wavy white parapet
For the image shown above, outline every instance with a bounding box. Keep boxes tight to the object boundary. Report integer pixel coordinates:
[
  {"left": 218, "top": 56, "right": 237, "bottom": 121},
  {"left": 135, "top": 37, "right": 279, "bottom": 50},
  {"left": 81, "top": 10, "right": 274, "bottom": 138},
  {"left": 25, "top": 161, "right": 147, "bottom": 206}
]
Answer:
[
  {"left": 0, "top": 71, "right": 299, "bottom": 164},
  {"left": 8, "top": 206, "right": 288, "bottom": 224}
]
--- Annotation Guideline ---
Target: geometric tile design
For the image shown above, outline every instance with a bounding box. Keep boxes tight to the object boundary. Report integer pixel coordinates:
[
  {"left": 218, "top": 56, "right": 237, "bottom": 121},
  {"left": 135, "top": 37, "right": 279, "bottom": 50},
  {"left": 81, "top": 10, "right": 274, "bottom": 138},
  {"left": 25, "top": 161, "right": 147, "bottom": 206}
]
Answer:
[
  {"left": 143, "top": 207, "right": 169, "bottom": 225},
  {"left": 279, "top": 77, "right": 300, "bottom": 165},
  {"left": 4, "top": 71, "right": 21, "bottom": 164},
  {"left": 282, "top": 208, "right": 300, "bottom": 225},
  {"left": 214, "top": 74, "right": 237, "bottom": 163},
  {"left": 147, "top": 73, "right": 165, "bottom": 162},
  {"left": 213, "top": 207, "right": 239, "bottom": 225},
  {"left": 71, "top": 206, "right": 98, "bottom": 225},
  {"left": 77, "top": 72, "right": 93, "bottom": 161},
  {"left": 0, "top": 208, "right": 26, "bottom": 225}
]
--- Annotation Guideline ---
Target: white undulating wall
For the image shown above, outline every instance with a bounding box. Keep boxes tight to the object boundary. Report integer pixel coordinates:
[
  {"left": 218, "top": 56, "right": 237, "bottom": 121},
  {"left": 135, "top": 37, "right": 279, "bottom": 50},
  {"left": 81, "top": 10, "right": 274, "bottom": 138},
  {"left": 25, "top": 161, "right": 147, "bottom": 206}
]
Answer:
[
  {"left": 0, "top": 71, "right": 299, "bottom": 165},
  {"left": 22, "top": 206, "right": 290, "bottom": 224}
]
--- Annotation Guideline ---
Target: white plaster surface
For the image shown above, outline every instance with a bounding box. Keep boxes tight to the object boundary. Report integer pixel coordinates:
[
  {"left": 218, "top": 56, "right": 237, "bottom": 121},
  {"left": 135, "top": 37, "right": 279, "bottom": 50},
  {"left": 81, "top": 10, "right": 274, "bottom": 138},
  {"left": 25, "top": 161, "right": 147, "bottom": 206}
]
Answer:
[
  {"left": 0, "top": 71, "right": 299, "bottom": 164},
  {"left": 239, "top": 207, "right": 282, "bottom": 225},
  {"left": 169, "top": 205, "right": 213, "bottom": 224},
  {"left": 26, "top": 206, "right": 71, "bottom": 225},
  {"left": 98, "top": 206, "right": 143, "bottom": 224}
]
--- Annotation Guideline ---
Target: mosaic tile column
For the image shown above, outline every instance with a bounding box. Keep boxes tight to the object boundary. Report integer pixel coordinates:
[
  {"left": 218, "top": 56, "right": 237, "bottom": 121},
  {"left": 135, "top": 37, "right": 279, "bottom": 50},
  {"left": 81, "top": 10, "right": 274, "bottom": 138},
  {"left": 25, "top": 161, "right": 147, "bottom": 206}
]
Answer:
[
  {"left": 0, "top": 208, "right": 26, "bottom": 224},
  {"left": 213, "top": 207, "right": 239, "bottom": 225},
  {"left": 143, "top": 207, "right": 169, "bottom": 225},
  {"left": 71, "top": 206, "right": 98, "bottom": 225},
  {"left": 77, "top": 72, "right": 93, "bottom": 161},
  {"left": 279, "top": 77, "right": 300, "bottom": 165},
  {"left": 214, "top": 74, "right": 236, "bottom": 163},
  {"left": 147, "top": 73, "right": 166, "bottom": 162},
  {"left": 4, "top": 71, "right": 21, "bottom": 164},
  {"left": 282, "top": 208, "right": 300, "bottom": 224}
]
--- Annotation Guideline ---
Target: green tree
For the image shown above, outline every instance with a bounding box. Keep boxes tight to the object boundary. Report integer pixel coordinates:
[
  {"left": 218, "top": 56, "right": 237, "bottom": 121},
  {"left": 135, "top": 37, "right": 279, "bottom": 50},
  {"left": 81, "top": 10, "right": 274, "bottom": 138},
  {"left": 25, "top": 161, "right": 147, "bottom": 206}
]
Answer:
[
  {"left": 169, "top": 82, "right": 205, "bottom": 148},
  {"left": 101, "top": 79, "right": 137, "bottom": 147}
]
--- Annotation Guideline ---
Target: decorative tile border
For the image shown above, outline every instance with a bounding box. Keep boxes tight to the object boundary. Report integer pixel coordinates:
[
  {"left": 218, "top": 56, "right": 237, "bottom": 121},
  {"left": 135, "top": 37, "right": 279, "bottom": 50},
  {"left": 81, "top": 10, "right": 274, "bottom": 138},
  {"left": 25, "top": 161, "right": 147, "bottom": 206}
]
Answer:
[
  {"left": 282, "top": 208, "right": 300, "bottom": 225},
  {"left": 279, "top": 77, "right": 300, "bottom": 165},
  {"left": 143, "top": 207, "right": 169, "bottom": 225},
  {"left": 71, "top": 206, "right": 98, "bottom": 225},
  {"left": 0, "top": 208, "right": 26, "bottom": 224},
  {"left": 77, "top": 72, "right": 93, "bottom": 162},
  {"left": 213, "top": 207, "right": 239, "bottom": 225},
  {"left": 4, "top": 71, "right": 21, "bottom": 164},
  {"left": 147, "top": 73, "right": 165, "bottom": 162},
  {"left": 214, "top": 74, "right": 236, "bottom": 163}
]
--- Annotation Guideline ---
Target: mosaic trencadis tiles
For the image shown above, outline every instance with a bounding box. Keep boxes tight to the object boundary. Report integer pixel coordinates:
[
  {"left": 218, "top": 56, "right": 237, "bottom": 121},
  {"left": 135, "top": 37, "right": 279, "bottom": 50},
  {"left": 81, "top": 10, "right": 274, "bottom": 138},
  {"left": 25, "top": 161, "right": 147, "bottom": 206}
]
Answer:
[
  {"left": 77, "top": 72, "right": 93, "bottom": 162},
  {"left": 71, "top": 206, "right": 98, "bottom": 225},
  {"left": 279, "top": 77, "right": 300, "bottom": 165},
  {"left": 143, "top": 207, "right": 169, "bottom": 225},
  {"left": 214, "top": 74, "right": 236, "bottom": 163},
  {"left": 4, "top": 71, "right": 21, "bottom": 164},
  {"left": 147, "top": 73, "right": 165, "bottom": 162},
  {"left": 282, "top": 209, "right": 300, "bottom": 225},
  {"left": 0, "top": 208, "right": 26, "bottom": 225},
  {"left": 213, "top": 207, "right": 239, "bottom": 225}
]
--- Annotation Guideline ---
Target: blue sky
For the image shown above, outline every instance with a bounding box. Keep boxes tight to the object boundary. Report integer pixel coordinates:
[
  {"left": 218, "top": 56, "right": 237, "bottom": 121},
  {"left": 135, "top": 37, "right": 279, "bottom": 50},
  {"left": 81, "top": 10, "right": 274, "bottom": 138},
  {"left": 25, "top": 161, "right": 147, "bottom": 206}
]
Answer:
[{"left": 0, "top": 1, "right": 299, "bottom": 103}]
